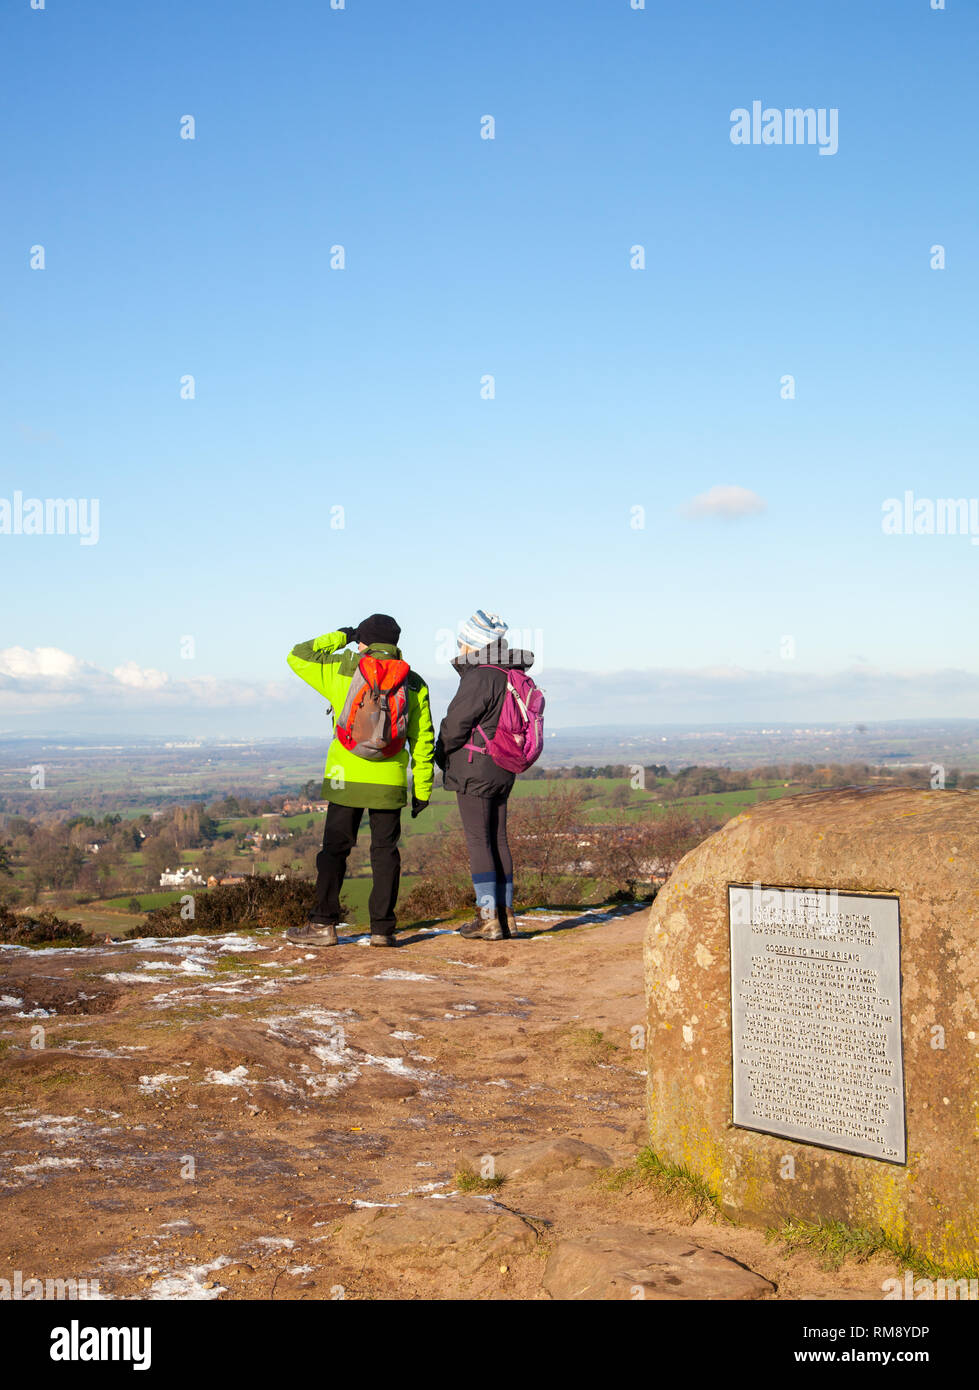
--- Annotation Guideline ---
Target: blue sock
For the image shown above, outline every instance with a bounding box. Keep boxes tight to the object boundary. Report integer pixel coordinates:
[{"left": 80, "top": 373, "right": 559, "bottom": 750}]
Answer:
[{"left": 472, "top": 873, "right": 498, "bottom": 911}]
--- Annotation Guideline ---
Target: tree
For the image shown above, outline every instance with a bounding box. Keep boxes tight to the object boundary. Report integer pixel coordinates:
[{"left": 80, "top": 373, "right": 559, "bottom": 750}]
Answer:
[
  {"left": 507, "top": 786, "right": 587, "bottom": 904},
  {"left": 142, "top": 834, "right": 178, "bottom": 884},
  {"left": 591, "top": 809, "right": 718, "bottom": 896}
]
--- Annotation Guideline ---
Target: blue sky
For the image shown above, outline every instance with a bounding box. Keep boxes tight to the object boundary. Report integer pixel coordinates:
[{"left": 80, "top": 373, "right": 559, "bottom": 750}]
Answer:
[{"left": 2, "top": 0, "right": 977, "bottom": 732}]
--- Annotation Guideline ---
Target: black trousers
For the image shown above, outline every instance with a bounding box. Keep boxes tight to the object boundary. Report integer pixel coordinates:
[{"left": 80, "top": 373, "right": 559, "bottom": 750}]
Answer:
[
  {"left": 456, "top": 790, "right": 513, "bottom": 914},
  {"left": 312, "top": 802, "right": 402, "bottom": 935}
]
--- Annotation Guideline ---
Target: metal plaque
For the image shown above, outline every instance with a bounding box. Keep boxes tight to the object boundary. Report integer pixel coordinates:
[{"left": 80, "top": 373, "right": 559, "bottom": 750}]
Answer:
[{"left": 729, "top": 884, "right": 905, "bottom": 1163}]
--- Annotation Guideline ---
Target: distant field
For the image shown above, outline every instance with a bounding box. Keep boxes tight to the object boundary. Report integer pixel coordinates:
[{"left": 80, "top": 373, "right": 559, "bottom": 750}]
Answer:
[
  {"left": 100, "top": 890, "right": 192, "bottom": 912},
  {"left": 340, "top": 874, "right": 421, "bottom": 926},
  {"left": 215, "top": 813, "right": 319, "bottom": 835},
  {"left": 68, "top": 906, "right": 146, "bottom": 935},
  {"left": 211, "top": 778, "right": 802, "bottom": 848}
]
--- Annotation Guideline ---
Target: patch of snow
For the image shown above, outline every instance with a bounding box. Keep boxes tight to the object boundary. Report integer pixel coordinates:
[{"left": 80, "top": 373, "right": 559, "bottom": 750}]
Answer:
[
  {"left": 390, "top": 1030, "right": 420, "bottom": 1041},
  {"left": 363, "top": 1054, "right": 425, "bottom": 1078},
  {"left": 138, "top": 1073, "right": 186, "bottom": 1095},
  {"left": 352, "top": 1199, "right": 399, "bottom": 1209},
  {"left": 374, "top": 970, "right": 437, "bottom": 983},
  {"left": 148, "top": 1257, "right": 229, "bottom": 1301},
  {"left": 131, "top": 934, "right": 263, "bottom": 954},
  {"left": 58, "top": 1040, "right": 127, "bottom": 1059},
  {"left": 13, "top": 1156, "right": 82, "bottom": 1174},
  {"left": 12, "top": 1113, "right": 84, "bottom": 1140},
  {"left": 202, "top": 1066, "right": 249, "bottom": 1086},
  {"left": 256, "top": 1236, "right": 295, "bottom": 1248}
]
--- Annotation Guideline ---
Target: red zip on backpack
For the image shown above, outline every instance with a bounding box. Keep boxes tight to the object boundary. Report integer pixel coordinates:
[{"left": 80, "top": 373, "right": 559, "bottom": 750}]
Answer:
[{"left": 336, "top": 656, "right": 410, "bottom": 760}]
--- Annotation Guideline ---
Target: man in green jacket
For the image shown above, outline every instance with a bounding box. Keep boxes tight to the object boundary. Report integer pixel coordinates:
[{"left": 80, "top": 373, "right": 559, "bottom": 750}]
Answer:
[{"left": 285, "top": 614, "right": 434, "bottom": 948}]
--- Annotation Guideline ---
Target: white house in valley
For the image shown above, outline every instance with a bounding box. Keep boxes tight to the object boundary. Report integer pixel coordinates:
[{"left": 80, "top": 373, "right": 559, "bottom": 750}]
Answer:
[{"left": 159, "top": 866, "right": 205, "bottom": 889}]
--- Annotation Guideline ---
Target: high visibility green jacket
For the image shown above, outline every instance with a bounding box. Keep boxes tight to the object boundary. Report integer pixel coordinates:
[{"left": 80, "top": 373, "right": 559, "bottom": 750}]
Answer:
[{"left": 287, "top": 631, "right": 435, "bottom": 810}]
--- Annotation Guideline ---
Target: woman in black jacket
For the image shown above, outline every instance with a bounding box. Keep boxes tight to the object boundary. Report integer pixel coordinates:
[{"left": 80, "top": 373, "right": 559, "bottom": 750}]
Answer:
[{"left": 434, "top": 610, "right": 534, "bottom": 941}]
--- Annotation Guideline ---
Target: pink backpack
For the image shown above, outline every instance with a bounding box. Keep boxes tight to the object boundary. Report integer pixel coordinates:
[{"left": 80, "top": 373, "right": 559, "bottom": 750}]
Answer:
[{"left": 464, "top": 667, "right": 545, "bottom": 773}]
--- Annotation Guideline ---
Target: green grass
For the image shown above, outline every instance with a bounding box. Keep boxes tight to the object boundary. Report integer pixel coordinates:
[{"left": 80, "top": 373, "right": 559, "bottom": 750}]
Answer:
[
  {"left": 604, "top": 1147, "right": 723, "bottom": 1220},
  {"left": 454, "top": 1163, "right": 507, "bottom": 1193},
  {"left": 37, "top": 1069, "right": 77, "bottom": 1091},
  {"left": 559, "top": 1026, "right": 620, "bottom": 1066},
  {"left": 338, "top": 874, "right": 421, "bottom": 925},
  {"left": 769, "top": 1217, "right": 979, "bottom": 1282},
  {"left": 209, "top": 954, "right": 257, "bottom": 974}
]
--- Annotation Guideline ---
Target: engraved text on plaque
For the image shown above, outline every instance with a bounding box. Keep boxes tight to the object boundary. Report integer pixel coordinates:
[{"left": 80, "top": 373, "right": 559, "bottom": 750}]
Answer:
[{"left": 729, "top": 884, "right": 905, "bottom": 1163}]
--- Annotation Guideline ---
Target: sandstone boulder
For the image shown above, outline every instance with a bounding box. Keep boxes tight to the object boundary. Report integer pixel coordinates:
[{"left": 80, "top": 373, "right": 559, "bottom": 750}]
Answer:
[
  {"left": 479, "top": 1135, "right": 612, "bottom": 1182},
  {"left": 332, "top": 1196, "right": 537, "bottom": 1275},
  {"left": 544, "top": 1225, "right": 774, "bottom": 1300},
  {"left": 644, "top": 787, "right": 979, "bottom": 1257}
]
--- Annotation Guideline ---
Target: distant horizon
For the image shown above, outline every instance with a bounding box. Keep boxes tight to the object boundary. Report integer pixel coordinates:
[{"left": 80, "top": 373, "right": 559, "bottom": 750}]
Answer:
[
  {"left": 3, "top": 715, "right": 978, "bottom": 742},
  {"left": 4, "top": 648, "right": 979, "bottom": 738}
]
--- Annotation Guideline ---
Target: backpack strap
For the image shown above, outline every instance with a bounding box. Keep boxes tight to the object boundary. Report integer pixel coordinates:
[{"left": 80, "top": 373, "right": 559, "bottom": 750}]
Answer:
[{"left": 464, "top": 723, "right": 491, "bottom": 762}]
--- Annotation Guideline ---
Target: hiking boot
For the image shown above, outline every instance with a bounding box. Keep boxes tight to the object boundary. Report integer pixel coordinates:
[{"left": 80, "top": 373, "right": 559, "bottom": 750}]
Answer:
[
  {"left": 458, "top": 906, "right": 504, "bottom": 941},
  {"left": 497, "top": 907, "right": 519, "bottom": 939},
  {"left": 286, "top": 920, "right": 339, "bottom": 948},
  {"left": 369, "top": 933, "right": 397, "bottom": 948}
]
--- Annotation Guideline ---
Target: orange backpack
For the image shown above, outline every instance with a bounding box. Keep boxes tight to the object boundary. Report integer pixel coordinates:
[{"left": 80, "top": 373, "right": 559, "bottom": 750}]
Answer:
[{"left": 335, "top": 656, "right": 410, "bottom": 760}]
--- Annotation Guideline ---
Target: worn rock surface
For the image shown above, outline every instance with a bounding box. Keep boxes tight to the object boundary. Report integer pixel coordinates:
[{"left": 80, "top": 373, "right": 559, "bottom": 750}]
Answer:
[
  {"left": 335, "top": 1196, "right": 537, "bottom": 1275},
  {"left": 480, "top": 1135, "right": 613, "bottom": 1182},
  {"left": 0, "top": 901, "right": 902, "bottom": 1298},
  {"left": 544, "top": 1224, "right": 774, "bottom": 1300},
  {"left": 644, "top": 787, "right": 979, "bottom": 1265}
]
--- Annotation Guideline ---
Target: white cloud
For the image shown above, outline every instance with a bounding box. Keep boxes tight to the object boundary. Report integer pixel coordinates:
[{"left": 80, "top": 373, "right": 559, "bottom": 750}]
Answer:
[
  {"left": 0, "top": 646, "right": 292, "bottom": 715},
  {"left": 683, "top": 485, "right": 767, "bottom": 518},
  {"left": 1, "top": 647, "right": 976, "bottom": 732},
  {"left": 112, "top": 661, "right": 170, "bottom": 691},
  {"left": 0, "top": 645, "right": 87, "bottom": 680}
]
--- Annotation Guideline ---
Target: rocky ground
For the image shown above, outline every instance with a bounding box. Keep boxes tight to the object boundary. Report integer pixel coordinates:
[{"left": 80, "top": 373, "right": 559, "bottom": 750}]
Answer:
[{"left": 0, "top": 906, "right": 899, "bottom": 1300}]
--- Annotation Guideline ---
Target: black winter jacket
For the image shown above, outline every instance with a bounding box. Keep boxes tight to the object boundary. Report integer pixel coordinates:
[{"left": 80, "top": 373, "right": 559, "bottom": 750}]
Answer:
[{"left": 435, "top": 641, "right": 535, "bottom": 798}]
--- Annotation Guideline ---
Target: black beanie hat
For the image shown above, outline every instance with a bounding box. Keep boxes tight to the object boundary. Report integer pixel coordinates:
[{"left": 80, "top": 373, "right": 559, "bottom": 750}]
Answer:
[{"left": 356, "top": 613, "right": 401, "bottom": 647}]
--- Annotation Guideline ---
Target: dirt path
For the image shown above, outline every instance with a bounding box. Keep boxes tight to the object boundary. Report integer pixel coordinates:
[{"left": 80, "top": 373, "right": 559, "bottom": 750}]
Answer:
[{"left": 0, "top": 908, "right": 898, "bottom": 1300}]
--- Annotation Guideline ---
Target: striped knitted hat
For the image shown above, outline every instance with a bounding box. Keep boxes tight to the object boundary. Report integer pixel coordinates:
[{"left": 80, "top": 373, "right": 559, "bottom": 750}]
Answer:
[{"left": 458, "top": 609, "right": 508, "bottom": 650}]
